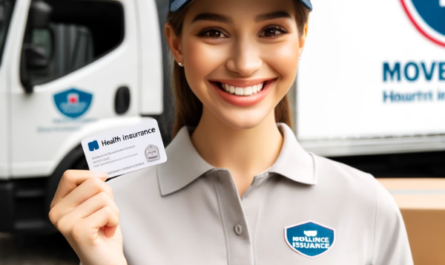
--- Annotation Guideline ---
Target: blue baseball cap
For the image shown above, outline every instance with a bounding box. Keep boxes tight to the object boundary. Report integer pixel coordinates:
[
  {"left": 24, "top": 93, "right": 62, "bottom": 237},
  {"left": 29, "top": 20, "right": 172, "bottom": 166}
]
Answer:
[{"left": 170, "top": 0, "right": 312, "bottom": 12}]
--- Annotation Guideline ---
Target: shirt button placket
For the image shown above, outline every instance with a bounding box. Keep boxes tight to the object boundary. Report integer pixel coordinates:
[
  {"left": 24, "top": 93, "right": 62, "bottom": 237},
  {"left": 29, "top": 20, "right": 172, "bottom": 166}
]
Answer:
[{"left": 214, "top": 170, "right": 254, "bottom": 265}]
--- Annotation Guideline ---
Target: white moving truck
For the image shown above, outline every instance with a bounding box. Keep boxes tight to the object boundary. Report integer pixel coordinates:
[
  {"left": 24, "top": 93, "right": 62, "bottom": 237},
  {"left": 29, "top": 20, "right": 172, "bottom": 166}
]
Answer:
[{"left": 0, "top": 0, "right": 166, "bottom": 233}]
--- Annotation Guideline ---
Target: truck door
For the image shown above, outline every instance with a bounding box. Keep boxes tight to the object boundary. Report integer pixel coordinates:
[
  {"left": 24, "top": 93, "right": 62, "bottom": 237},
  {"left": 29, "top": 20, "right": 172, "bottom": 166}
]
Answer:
[
  {"left": 0, "top": 0, "right": 15, "bottom": 178},
  {"left": 7, "top": 0, "right": 140, "bottom": 178}
]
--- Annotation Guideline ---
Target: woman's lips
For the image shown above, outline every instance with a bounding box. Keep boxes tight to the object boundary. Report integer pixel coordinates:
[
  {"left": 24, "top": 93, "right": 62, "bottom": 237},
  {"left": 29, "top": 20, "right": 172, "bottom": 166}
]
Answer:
[
  {"left": 210, "top": 78, "right": 277, "bottom": 107},
  {"left": 213, "top": 78, "right": 276, "bottom": 87}
]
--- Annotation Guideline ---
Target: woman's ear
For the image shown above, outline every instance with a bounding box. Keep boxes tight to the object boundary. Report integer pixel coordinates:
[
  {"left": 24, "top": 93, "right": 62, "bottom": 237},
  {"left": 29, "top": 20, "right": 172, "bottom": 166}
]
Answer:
[
  {"left": 165, "top": 23, "right": 184, "bottom": 65},
  {"left": 299, "top": 22, "right": 309, "bottom": 56}
]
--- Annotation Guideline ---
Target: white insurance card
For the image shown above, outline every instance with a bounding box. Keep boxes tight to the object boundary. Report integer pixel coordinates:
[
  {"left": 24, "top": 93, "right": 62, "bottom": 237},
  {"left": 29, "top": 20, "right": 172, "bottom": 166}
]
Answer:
[{"left": 81, "top": 119, "right": 167, "bottom": 178}]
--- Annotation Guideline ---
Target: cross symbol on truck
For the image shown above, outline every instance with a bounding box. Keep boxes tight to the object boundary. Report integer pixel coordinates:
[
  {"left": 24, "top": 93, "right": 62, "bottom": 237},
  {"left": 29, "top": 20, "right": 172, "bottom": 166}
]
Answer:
[{"left": 67, "top": 93, "right": 79, "bottom": 104}]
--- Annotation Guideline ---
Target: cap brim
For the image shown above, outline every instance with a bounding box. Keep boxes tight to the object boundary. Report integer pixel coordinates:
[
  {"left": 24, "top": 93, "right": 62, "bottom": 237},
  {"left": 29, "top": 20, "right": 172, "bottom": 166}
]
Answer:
[
  {"left": 170, "top": 0, "right": 312, "bottom": 12},
  {"left": 170, "top": 0, "right": 194, "bottom": 12}
]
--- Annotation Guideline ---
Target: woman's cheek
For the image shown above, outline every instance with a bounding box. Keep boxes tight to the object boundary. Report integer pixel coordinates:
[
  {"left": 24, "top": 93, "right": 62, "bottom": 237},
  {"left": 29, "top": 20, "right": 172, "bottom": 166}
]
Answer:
[
  {"left": 262, "top": 41, "right": 300, "bottom": 87},
  {"left": 184, "top": 39, "right": 226, "bottom": 91}
]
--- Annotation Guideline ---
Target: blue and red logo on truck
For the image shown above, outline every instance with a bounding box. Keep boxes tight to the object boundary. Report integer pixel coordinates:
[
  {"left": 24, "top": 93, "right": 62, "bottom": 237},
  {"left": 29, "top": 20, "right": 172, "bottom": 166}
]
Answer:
[
  {"left": 401, "top": 0, "right": 445, "bottom": 47},
  {"left": 54, "top": 88, "right": 93, "bottom": 119}
]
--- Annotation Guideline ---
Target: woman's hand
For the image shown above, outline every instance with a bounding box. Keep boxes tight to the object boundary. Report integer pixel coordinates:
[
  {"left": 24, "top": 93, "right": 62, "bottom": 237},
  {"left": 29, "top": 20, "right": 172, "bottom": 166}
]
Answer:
[{"left": 49, "top": 170, "right": 127, "bottom": 265}]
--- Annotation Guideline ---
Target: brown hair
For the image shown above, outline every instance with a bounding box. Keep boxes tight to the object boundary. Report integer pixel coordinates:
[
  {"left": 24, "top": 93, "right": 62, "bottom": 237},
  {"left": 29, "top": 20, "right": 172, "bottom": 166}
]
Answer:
[{"left": 168, "top": 1, "right": 310, "bottom": 137}]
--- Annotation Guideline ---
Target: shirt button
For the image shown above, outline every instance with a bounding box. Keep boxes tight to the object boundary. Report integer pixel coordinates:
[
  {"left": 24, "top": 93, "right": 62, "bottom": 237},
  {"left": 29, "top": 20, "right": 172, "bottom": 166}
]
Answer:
[{"left": 234, "top": 224, "right": 243, "bottom": 235}]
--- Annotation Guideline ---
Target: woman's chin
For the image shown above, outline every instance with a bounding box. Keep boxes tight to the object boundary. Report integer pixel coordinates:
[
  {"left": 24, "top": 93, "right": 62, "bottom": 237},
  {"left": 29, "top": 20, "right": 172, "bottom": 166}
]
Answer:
[{"left": 213, "top": 110, "right": 272, "bottom": 131}]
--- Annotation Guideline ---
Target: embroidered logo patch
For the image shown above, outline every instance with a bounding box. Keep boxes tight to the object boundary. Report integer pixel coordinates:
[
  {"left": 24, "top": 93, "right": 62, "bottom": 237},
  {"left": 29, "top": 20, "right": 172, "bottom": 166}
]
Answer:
[{"left": 284, "top": 221, "right": 335, "bottom": 258}]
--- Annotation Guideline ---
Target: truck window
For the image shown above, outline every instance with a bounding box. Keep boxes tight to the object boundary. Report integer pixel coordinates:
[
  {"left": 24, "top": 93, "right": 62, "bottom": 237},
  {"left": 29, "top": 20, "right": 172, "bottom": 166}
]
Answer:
[
  {"left": 0, "top": 0, "right": 15, "bottom": 66},
  {"left": 23, "top": 0, "right": 124, "bottom": 85}
]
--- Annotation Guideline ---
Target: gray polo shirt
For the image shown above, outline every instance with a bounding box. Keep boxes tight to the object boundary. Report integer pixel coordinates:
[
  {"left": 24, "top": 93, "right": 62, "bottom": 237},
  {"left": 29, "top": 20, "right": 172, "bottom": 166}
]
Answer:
[{"left": 109, "top": 124, "right": 413, "bottom": 265}]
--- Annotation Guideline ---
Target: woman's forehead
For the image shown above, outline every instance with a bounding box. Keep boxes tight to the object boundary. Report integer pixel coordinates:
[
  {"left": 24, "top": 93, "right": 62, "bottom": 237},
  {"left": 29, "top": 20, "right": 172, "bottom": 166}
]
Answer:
[{"left": 184, "top": 0, "right": 297, "bottom": 20}]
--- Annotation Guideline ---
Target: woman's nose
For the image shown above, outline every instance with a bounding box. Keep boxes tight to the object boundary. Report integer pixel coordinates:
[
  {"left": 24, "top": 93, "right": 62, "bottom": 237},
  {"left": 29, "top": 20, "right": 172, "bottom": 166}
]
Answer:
[{"left": 226, "top": 38, "right": 262, "bottom": 77}]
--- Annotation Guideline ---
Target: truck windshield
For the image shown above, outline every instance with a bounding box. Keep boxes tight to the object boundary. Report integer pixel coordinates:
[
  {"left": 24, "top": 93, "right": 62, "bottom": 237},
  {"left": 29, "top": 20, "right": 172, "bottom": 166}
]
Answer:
[{"left": 0, "top": 0, "right": 14, "bottom": 66}]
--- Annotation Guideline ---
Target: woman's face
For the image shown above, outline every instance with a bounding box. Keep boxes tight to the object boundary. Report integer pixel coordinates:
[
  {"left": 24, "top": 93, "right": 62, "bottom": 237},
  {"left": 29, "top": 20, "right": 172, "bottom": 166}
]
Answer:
[{"left": 168, "top": 0, "right": 307, "bottom": 129}]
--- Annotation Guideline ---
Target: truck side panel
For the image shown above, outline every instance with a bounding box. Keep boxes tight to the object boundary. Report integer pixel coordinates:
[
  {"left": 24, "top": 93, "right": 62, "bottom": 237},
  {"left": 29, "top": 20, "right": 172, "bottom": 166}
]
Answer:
[
  {"left": 0, "top": 0, "right": 23, "bottom": 179},
  {"left": 7, "top": 0, "right": 143, "bottom": 178}
]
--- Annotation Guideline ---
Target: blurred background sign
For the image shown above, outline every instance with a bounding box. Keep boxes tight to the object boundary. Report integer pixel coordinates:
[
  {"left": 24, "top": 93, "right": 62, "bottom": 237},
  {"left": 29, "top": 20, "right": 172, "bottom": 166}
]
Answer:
[{"left": 297, "top": 0, "right": 445, "bottom": 157}]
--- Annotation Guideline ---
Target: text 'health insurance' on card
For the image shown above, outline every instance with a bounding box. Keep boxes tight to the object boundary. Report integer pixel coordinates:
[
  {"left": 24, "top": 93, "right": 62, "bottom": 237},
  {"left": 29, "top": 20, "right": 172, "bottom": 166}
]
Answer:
[{"left": 81, "top": 119, "right": 167, "bottom": 178}]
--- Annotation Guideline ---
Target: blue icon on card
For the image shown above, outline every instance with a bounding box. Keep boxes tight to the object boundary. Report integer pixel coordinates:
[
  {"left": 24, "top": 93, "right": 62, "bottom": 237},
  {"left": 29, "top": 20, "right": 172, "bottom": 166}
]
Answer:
[
  {"left": 88, "top": 141, "right": 99, "bottom": 152},
  {"left": 284, "top": 221, "right": 335, "bottom": 258}
]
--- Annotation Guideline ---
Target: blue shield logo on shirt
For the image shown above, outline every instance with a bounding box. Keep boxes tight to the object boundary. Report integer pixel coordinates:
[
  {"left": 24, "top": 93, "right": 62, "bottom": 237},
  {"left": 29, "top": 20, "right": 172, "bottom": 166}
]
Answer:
[
  {"left": 284, "top": 221, "right": 335, "bottom": 258},
  {"left": 54, "top": 88, "right": 93, "bottom": 118},
  {"left": 401, "top": 0, "right": 445, "bottom": 47}
]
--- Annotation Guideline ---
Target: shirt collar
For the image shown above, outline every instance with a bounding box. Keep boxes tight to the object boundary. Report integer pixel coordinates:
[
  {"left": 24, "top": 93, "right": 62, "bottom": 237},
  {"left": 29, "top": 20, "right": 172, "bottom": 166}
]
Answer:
[
  {"left": 158, "top": 123, "right": 317, "bottom": 196},
  {"left": 158, "top": 126, "right": 214, "bottom": 196},
  {"left": 269, "top": 123, "right": 317, "bottom": 185}
]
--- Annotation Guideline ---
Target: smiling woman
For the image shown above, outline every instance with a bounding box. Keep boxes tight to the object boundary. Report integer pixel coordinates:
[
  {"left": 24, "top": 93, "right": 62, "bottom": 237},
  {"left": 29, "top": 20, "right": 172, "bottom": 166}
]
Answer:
[
  {"left": 49, "top": 0, "right": 414, "bottom": 264},
  {"left": 167, "top": 0, "right": 309, "bottom": 135}
]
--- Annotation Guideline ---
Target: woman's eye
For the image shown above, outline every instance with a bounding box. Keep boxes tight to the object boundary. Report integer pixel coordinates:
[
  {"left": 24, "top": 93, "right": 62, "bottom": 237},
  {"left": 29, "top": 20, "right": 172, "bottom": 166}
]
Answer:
[
  {"left": 199, "top": 29, "right": 227, "bottom": 38},
  {"left": 260, "top": 26, "right": 287, "bottom": 38}
]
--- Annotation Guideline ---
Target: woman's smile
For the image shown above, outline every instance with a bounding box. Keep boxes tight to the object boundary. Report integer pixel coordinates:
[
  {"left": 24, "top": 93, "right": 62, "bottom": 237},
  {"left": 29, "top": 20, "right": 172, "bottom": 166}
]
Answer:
[
  {"left": 210, "top": 78, "right": 277, "bottom": 107},
  {"left": 212, "top": 77, "right": 276, "bottom": 96}
]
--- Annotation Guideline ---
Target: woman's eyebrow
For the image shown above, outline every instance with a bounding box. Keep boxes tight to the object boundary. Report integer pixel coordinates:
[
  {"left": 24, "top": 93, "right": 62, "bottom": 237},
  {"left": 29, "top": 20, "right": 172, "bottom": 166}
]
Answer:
[
  {"left": 191, "top": 11, "right": 291, "bottom": 24},
  {"left": 255, "top": 11, "right": 292, "bottom": 22},
  {"left": 192, "top": 13, "right": 233, "bottom": 24}
]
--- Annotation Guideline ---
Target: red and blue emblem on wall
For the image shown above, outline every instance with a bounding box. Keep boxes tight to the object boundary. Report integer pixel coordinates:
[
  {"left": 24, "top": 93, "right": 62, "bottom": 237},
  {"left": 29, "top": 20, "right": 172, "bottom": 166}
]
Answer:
[
  {"left": 54, "top": 88, "right": 93, "bottom": 119},
  {"left": 401, "top": 0, "right": 445, "bottom": 47}
]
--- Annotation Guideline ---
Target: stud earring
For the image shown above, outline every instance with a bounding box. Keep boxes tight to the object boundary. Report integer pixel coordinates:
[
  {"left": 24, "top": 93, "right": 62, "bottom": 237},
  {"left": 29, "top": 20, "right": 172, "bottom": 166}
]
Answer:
[{"left": 178, "top": 62, "right": 184, "bottom": 67}]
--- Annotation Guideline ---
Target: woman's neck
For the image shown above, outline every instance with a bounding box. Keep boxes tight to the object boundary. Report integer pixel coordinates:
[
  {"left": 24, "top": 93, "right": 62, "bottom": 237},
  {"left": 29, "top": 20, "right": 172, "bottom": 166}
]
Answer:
[{"left": 191, "top": 108, "right": 284, "bottom": 196}]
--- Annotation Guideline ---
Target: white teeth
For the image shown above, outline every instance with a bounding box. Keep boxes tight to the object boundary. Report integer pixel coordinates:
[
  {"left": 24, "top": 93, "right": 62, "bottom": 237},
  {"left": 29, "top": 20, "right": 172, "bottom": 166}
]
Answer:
[
  {"left": 220, "top": 82, "right": 264, "bottom": 96},
  {"left": 230, "top": 86, "right": 235, "bottom": 93},
  {"left": 235, "top": 87, "right": 243, "bottom": 95}
]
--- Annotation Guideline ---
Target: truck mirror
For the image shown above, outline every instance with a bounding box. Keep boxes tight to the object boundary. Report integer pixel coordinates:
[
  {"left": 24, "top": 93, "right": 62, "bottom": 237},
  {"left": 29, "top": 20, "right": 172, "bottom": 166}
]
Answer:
[
  {"left": 21, "top": 1, "right": 53, "bottom": 93},
  {"left": 23, "top": 43, "right": 50, "bottom": 69},
  {"left": 29, "top": 1, "right": 52, "bottom": 29}
]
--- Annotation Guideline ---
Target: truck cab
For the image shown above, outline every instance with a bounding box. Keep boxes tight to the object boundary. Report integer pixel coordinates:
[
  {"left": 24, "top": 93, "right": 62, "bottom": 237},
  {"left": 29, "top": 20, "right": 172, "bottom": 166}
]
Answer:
[{"left": 0, "top": 0, "right": 164, "bottom": 233}]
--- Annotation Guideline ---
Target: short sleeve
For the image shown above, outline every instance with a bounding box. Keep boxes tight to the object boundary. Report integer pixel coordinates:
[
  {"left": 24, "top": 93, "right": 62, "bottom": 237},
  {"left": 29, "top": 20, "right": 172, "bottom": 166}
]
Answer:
[{"left": 371, "top": 180, "right": 414, "bottom": 265}]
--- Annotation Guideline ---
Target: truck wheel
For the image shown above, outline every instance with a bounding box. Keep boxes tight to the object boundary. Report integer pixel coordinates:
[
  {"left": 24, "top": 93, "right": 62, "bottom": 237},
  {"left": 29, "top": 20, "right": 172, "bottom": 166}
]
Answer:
[{"left": 44, "top": 145, "right": 88, "bottom": 219}]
